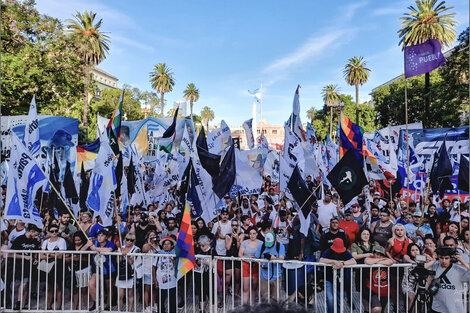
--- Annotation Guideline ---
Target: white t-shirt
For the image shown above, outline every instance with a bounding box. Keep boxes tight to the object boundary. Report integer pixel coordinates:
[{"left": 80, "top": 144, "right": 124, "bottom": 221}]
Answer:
[
  {"left": 8, "top": 228, "right": 26, "bottom": 248},
  {"left": 317, "top": 201, "right": 338, "bottom": 228},
  {"left": 41, "top": 237, "right": 67, "bottom": 251},
  {"left": 212, "top": 220, "right": 232, "bottom": 256}
]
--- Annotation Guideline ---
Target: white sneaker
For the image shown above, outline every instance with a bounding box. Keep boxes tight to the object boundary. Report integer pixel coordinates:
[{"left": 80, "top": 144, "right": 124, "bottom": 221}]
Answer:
[{"left": 144, "top": 306, "right": 152, "bottom": 313}]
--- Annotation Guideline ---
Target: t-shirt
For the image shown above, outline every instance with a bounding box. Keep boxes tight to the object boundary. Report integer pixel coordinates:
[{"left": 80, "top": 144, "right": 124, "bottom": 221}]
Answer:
[
  {"left": 88, "top": 223, "right": 104, "bottom": 239},
  {"left": 317, "top": 201, "right": 338, "bottom": 228},
  {"left": 255, "top": 242, "right": 286, "bottom": 281},
  {"left": 338, "top": 220, "right": 359, "bottom": 248},
  {"left": 11, "top": 234, "right": 40, "bottom": 251},
  {"left": 8, "top": 228, "right": 26, "bottom": 248},
  {"left": 320, "top": 229, "right": 348, "bottom": 253},
  {"left": 241, "top": 240, "right": 262, "bottom": 258},
  {"left": 404, "top": 223, "right": 433, "bottom": 244},
  {"left": 42, "top": 237, "right": 67, "bottom": 251},
  {"left": 212, "top": 221, "right": 232, "bottom": 256},
  {"left": 91, "top": 241, "right": 116, "bottom": 275},
  {"left": 135, "top": 225, "right": 157, "bottom": 249},
  {"left": 320, "top": 249, "right": 354, "bottom": 282},
  {"left": 153, "top": 249, "right": 177, "bottom": 289},
  {"left": 431, "top": 262, "right": 470, "bottom": 313}
]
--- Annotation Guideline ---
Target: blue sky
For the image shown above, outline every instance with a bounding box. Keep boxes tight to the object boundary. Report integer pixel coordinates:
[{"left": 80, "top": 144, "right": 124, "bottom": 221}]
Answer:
[{"left": 36, "top": 0, "right": 468, "bottom": 128}]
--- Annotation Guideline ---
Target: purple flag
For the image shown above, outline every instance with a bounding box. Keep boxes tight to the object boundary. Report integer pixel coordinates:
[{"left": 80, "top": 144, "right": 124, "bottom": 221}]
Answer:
[{"left": 404, "top": 39, "right": 446, "bottom": 78}]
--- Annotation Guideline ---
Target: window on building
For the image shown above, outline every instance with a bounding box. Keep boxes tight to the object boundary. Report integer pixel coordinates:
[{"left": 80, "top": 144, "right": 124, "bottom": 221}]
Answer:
[
  {"left": 272, "top": 130, "right": 277, "bottom": 134},
  {"left": 257, "top": 130, "right": 260, "bottom": 134},
  {"left": 263, "top": 130, "right": 267, "bottom": 134}
]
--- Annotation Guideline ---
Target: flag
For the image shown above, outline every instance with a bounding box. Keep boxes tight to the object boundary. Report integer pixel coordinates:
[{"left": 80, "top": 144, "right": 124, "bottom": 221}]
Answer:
[
  {"left": 287, "top": 165, "right": 315, "bottom": 236},
  {"left": 131, "top": 124, "right": 149, "bottom": 156},
  {"left": 242, "top": 118, "right": 255, "bottom": 149},
  {"left": 290, "top": 85, "right": 307, "bottom": 142},
  {"left": 458, "top": 156, "right": 469, "bottom": 192},
  {"left": 326, "top": 135, "right": 339, "bottom": 170},
  {"left": 207, "top": 120, "right": 232, "bottom": 155},
  {"left": 4, "top": 134, "right": 47, "bottom": 228},
  {"left": 339, "top": 115, "right": 363, "bottom": 159},
  {"left": 327, "top": 149, "right": 368, "bottom": 205},
  {"left": 79, "top": 163, "right": 89, "bottom": 209},
  {"left": 212, "top": 144, "right": 236, "bottom": 199},
  {"left": 306, "top": 122, "right": 317, "bottom": 149},
  {"left": 232, "top": 149, "right": 263, "bottom": 196},
  {"left": 115, "top": 152, "right": 123, "bottom": 197},
  {"left": 106, "top": 91, "right": 124, "bottom": 154},
  {"left": 196, "top": 127, "right": 220, "bottom": 177},
  {"left": 405, "top": 39, "right": 446, "bottom": 78},
  {"left": 430, "top": 141, "right": 453, "bottom": 197},
  {"left": 397, "top": 130, "right": 422, "bottom": 184},
  {"left": 127, "top": 155, "right": 136, "bottom": 195},
  {"left": 283, "top": 125, "right": 304, "bottom": 173},
  {"left": 177, "top": 126, "right": 192, "bottom": 180},
  {"left": 63, "top": 161, "right": 78, "bottom": 204},
  {"left": 159, "top": 107, "right": 179, "bottom": 153},
  {"left": 76, "top": 138, "right": 100, "bottom": 171},
  {"left": 23, "top": 95, "right": 41, "bottom": 157},
  {"left": 86, "top": 139, "right": 116, "bottom": 226},
  {"left": 175, "top": 203, "right": 196, "bottom": 279}
]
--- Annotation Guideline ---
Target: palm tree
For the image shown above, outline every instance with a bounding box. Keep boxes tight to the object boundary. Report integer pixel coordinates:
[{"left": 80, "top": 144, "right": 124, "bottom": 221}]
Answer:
[
  {"left": 200, "top": 106, "right": 214, "bottom": 130},
  {"left": 306, "top": 107, "right": 316, "bottom": 123},
  {"left": 321, "top": 84, "right": 341, "bottom": 138},
  {"left": 149, "top": 63, "right": 175, "bottom": 116},
  {"left": 398, "top": 0, "right": 457, "bottom": 126},
  {"left": 343, "top": 56, "right": 370, "bottom": 125},
  {"left": 66, "top": 11, "right": 110, "bottom": 129},
  {"left": 183, "top": 83, "right": 200, "bottom": 121}
]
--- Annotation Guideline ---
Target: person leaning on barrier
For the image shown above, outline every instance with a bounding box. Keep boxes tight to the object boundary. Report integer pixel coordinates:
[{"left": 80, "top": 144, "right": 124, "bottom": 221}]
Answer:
[
  {"left": 429, "top": 246, "right": 470, "bottom": 313},
  {"left": 9, "top": 223, "right": 41, "bottom": 311}
]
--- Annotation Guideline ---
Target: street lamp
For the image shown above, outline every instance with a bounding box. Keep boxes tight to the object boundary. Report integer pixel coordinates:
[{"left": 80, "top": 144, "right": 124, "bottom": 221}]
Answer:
[{"left": 141, "top": 103, "right": 151, "bottom": 118}]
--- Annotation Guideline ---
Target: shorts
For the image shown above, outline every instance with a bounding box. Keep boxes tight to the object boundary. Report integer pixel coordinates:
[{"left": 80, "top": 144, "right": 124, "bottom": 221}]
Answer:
[
  {"left": 242, "top": 261, "right": 259, "bottom": 278},
  {"left": 363, "top": 292, "right": 388, "bottom": 310},
  {"left": 224, "top": 259, "right": 241, "bottom": 270},
  {"left": 143, "top": 273, "right": 153, "bottom": 285}
]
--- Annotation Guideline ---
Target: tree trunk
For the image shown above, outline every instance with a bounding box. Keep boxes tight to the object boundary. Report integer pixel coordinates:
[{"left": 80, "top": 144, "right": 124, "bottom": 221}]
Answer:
[
  {"left": 329, "top": 106, "right": 333, "bottom": 138},
  {"left": 424, "top": 72, "right": 430, "bottom": 127},
  {"left": 160, "top": 92, "right": 165, "bottom": 116},
  {"left": 355, "top": 84, "right": 359, "bottom": 125},
  {"left": 82, "top": 66, "right": 90, "bottom": 138},
  {"left": 190, "top": 100, "right": 193, "bottom": 121}
]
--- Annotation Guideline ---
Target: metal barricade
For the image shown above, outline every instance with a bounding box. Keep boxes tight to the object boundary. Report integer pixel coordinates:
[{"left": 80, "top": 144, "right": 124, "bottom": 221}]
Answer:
[{"left": 1, "top": 250, "right": 469, "bottom": 313}]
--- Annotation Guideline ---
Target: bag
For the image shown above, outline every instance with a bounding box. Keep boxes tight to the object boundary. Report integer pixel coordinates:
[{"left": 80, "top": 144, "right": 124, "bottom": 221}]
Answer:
[
  {"left": 428, "top": 264, "right": 452, "bottom": 296},
  {"left": 38, "top": 260, "right": 55, "bottom": 273},
  {"left": 75, "top": 266, "right": 91, "bottom": 288},
  {"left": 118, "top": 261, "right": 134, "bottom": 281}
]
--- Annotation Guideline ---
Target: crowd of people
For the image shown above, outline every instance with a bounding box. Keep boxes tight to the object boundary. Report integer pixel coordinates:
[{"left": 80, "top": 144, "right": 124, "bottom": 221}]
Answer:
[{"left": 1, "top": 176, "right": 470, "bottom": 313}]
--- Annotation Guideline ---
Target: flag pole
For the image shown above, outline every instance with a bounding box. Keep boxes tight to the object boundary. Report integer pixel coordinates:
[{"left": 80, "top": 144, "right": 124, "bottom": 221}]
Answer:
[
  {"left": 404, "top": 51, "right": 411, "bottom": 209},
  {"left": 298, "top": 181, "right": 323, "bottom": 212}
]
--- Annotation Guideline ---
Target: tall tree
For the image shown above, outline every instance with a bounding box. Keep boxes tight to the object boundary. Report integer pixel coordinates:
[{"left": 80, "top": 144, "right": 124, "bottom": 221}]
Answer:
[
  {"left": 306, "top": 107, "right": 316, "bottom": 123},
  {"left": 343, "top": 56, "right": 370, "bottom": 125},
  {"left": 149, "top": 63, "right": 175, "bottom": 116},
  {"left": 398, "top": 0, "right": 457, "bottom": 127},
  {"left": 321, "top": 84, "right": 341, "bottom": 138},
  {"left": 66, "top": 11, "right": 110, "bottom": 130},
  {"left": 200, "top": 106, "right": 214, "bottom": 130},
  {"left": 183, "top": 83, "right": 200, "bottom": 121}
]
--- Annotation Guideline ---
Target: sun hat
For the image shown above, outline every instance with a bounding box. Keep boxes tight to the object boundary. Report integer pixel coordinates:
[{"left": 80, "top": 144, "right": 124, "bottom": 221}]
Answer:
[
  {"left": 330, "top": 238, "right": 346, "bottom": 253},
  {"left": 160, "top": 236, "right": 176, "bottom": 247}
]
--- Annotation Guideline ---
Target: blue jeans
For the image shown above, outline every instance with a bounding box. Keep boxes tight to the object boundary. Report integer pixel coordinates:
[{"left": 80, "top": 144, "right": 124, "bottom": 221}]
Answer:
[{"left": 325, "top": 280, "right": 340, "bottom": 313}]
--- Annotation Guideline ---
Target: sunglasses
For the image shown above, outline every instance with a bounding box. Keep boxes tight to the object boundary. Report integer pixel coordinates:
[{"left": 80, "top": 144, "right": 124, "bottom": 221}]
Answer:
[
  {"left": 232, "top": 224, "right": 238, "bottom": 227},
  {"left": 49, "top": 229, "right": 59, "bottom": 233},
  {"left": 125, "top": 238, "right": 135, "bottom": 242}
]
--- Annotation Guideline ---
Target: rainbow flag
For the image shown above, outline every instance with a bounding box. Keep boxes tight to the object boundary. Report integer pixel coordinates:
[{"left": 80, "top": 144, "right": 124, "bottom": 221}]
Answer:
[
  {"left": 107, "top": 91, "right": 124, "bottom": 154},
  {"left": 175, "top": 202, "right": 195, "bottom": 279},
  {"left": 339, "top": 115, "right": 364, "bottom": 160},
  {"left": 76, "top": 138, "right": 100, "bottom": 171}
]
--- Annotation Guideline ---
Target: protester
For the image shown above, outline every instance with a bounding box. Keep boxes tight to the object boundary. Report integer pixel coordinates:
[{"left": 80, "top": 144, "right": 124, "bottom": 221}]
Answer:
[
  {"left": 238, "top": 226, "right": 261, "bottom": 304},
  {"left": 370, "top": 209, "right": 393, "bottom": 248},
  {"left": 115, "top": 233, "right": 140, "bottom": 311},
  {"left": 153, "top": 236, "right": 177, "bottom": 313}
]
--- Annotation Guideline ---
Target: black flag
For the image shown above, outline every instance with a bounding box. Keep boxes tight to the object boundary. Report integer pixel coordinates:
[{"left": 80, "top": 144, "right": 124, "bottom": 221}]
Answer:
[
  {"left": 127, "top": 155, "right": 136, "bottom": 195},
  {"left": 430, "top": 142, "right": 453, "bottom": 197},
  {"left": 63, "top": 161, "right": 78, "bottom": 204},
  {"left": 196, "top": 127, "right": 220, "bottom": 176},
  {"left": 287, "top": 165, "right": 316, "bottom": 218},
  {"left": 212, "top": 144, "right": 236, "bottom": 199},
  {"left": 79, "top": 163, "right": 89, "bottom": 209},
  {"left": 115, "top": 152, "right": 123, "bottom": 197},
  {"left": 458, "top": 156, "right": 469, "bottom": 192},
  {"left": 327, "top": 149, "right": 368, "bottom": 205}
]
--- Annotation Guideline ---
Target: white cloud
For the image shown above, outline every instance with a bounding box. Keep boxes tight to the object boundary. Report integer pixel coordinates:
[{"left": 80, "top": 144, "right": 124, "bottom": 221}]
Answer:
[{"left": 112, "top": 35, "right": 155, "bottom": 52}]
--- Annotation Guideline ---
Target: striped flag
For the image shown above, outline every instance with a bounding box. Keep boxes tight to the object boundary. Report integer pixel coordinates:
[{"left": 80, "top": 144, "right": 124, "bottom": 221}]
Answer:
[
  {"left": 107, "top": 91, "right": 124, "bottom": 154},
  {"left": 339, "top": 115, "right": 364, "bottom": 160},
  {"left": 175, "top": 202, "right": 196, "bottom": 279}
]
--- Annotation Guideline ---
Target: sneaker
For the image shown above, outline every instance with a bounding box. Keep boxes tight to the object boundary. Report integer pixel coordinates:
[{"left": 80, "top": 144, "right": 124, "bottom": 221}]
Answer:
[
  {"left": 178, "top": 302, "right": 185, "bottom": 309},
  {"left": 89, "top": 303, "right": 96, "bottom": 311},
  {"left": 14, "top": 301, "right": 21, "bottom": 311},
  {"left": 144, "top": 306, "right": 152, "bottom": 313}
]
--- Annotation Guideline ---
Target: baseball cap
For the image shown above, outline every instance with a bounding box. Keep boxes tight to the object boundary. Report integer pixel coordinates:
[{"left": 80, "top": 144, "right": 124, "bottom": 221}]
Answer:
[
  {"left": 413, "top": 211, "right": 422, "bottom": 217},
  {"left": 220, "top": 208, "right": 229, "bottom": 214},
  {"left": 373, "top": 246, "right": 386, "bottom": 255},
  {"left": 279, "top": 209, "right": 287, "bottom": 216},
  {"left": 264, "top": 231, "right": 276, "bottom": 248},
  {"left": 344, "top": 209, "right": 352, "bottom": 215}
]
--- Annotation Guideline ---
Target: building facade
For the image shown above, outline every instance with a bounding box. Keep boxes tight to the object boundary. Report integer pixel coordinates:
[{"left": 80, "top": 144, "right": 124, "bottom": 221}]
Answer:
[
  {"left": 231, "top": 119, "right": 284, "bottom": 151},
  {"left": 91, "top": 67, "right": 119, "bottom": 100}
]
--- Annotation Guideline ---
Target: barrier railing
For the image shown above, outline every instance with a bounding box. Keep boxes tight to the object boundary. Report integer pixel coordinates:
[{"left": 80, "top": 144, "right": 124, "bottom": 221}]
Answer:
[{"left": 1, "top": 250, "right": 469, "bottom": 313}]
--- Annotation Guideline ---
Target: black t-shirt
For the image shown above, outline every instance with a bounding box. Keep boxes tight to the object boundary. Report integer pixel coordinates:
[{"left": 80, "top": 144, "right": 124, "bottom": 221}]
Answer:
[
  {"left": 135, "top": 225, "right": 157, "bottom": 249},
  {"left": 320, "top": 229, "right": 348, "bottom": 253},
  {"left": 321, "top": 249, "right": 354, "bottom": 282},
  {"left": 11, "top": 234, "right": 40, "bottom": 251}
]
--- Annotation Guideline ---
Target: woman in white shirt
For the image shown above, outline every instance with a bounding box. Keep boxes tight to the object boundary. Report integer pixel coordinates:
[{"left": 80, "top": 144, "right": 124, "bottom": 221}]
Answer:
[{"left": 40, "top": 224, "right": 67, "bottom": 310}]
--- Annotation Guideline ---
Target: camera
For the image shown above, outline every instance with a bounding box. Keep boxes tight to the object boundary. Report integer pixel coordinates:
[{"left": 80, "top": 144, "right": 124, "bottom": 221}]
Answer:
[
  {"left": 263, "top": 253, "right": 272, "bottom": 260},
  {"left": 232, "top": 228, "right": 238, "bottom": 234},
  {"left": 410, "top": 255, "right": 436, "bottom": 281}
]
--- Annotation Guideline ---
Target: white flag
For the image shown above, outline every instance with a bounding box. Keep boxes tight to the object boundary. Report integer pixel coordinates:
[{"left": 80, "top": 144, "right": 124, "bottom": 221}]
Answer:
[
  {"left": 207, "top": 120, "right": 232, "bottom": 156},
  {"left": 283, "top": 125, "right": 304, "bottom": 174},
  {"left": 4, "top": 134, "right": 46, "bottom": 228},
  {"left": 242, "top": 119, "right": 255, "bottom": 149},
  {"left": 177, "top": 126, "right": 192, "bottom": 179},
  {"left": 233, "top": 149, "right": 263, "bottom": 196},
  {"left": 23, "top": 95, "right": 41, "bottom": 157},
  {"left": 86, "top": 139, "right": 116, "bottom": 226}
]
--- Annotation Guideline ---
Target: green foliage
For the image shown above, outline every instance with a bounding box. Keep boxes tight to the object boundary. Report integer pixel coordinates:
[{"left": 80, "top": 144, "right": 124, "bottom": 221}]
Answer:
[
  {"left": 149, "top": 63, "right": 175, "bottom": 115},
  {"left": 373, "top": 28, "right": 468, "bottom": 128},
  {"left": 200, "top": 106, "right": 215, "bottom": 129},
  {"left": 1, "top": 0, "right": 84, "bottom": 116}
]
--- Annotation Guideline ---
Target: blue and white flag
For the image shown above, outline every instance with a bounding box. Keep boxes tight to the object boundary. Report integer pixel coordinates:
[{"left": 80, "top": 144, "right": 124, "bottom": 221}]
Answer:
[
  {"left": 23, "top": 96, "right": 41, "bottom": 157},
  {"left": 231, "top": 148, "right": 263, "bottom": 196},
  {"left": 207, "top": 120, "right": 232, "bottom": 156},
  {"left": 397, "top": 130, "right": 422, "bottom": 184},
  {"left": 177, "top": 126, "right": 192, "bottom": 180},
  {"left": 5, "top": 134, "right": 46, "bottom": 228},
  {"left": 306, "top": 122, "right": 317, "bottom": 149},
  {"left": 86, "top": 138, "right": 116, "bottom": 226},
  {"left": 242, "top": 118, "right": 255, "bottom": 149}
]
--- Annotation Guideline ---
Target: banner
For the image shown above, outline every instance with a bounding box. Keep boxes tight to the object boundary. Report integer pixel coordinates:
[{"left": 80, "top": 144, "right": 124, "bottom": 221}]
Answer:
[{"left": 405, "top": 39, "right": 446, "bottom": 78}]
